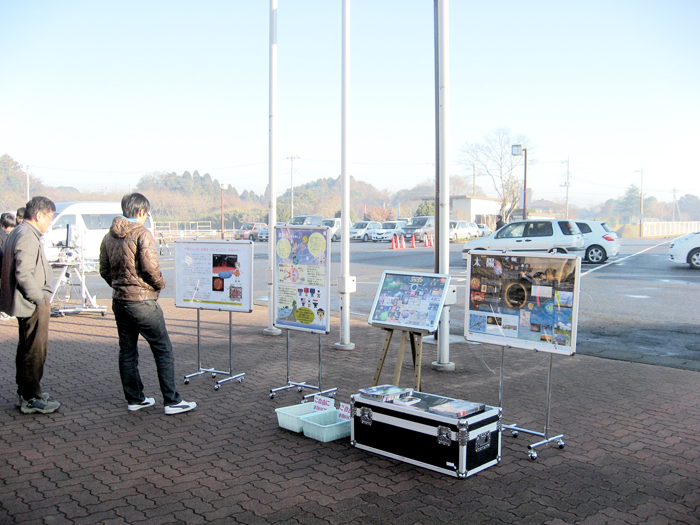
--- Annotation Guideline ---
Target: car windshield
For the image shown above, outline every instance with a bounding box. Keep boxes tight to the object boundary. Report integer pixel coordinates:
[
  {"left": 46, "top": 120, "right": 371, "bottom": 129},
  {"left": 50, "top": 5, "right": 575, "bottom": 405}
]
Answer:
[
  {"left": 240, "top": 223, "right": 254, "bottom": 229},
  {"left": 449, "top": 221, "right": 458, "bottom": 228},
  {"left": 288, "top": 217, "right": 307, "bottom": 225},
  {"left": 406, "top": 217, "right": 427, "bottom": 226},
  {"left": 382, "top": 222, "right": 398, "bottom": 229},
  {"left": 322, "top": 220, "right": 335, "bottom": 227},
  {"left": 352, "top": 222, "right": 369, "bottom": 228},
  {"left": 601, "top": 222, "right": 613, "bottom": 233}
]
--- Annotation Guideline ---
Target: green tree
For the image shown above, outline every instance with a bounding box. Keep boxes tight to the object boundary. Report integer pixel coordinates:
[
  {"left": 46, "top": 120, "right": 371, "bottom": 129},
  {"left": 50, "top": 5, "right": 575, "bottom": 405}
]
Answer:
[
  {"left": 616, "top": 184, "right": 640, "bottom": 218},
  {"left": 414, "top": 200, "right": 435, "bottom": 217}
]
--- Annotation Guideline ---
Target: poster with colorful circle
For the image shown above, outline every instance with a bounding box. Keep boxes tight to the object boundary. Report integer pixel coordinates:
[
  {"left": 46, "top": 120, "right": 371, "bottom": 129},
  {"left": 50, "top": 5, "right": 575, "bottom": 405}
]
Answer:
[{"left": 274, "top": 226, "right": 331, "bottom": 334}]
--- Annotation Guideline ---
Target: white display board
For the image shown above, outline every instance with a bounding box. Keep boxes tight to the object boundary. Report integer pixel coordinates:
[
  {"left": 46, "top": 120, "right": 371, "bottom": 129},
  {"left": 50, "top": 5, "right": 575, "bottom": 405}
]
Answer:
[
  {"left": 174, "top": 240, "right": 254, "bottom": 312},
  {"left": 464, "top": 251, "right": 581, "bottom": 355},
  {"left": 368, "top": 271, "right": 451, "bottom": 334},
  {"left": 273, "top": 226, "right": 331, "bottom": 334}
]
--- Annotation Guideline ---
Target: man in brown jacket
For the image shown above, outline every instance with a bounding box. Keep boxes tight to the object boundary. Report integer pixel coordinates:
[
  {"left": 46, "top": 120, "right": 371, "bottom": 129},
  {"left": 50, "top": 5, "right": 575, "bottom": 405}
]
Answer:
[{"left": 100, "top": 193, "right": 196, "bottom": 415}]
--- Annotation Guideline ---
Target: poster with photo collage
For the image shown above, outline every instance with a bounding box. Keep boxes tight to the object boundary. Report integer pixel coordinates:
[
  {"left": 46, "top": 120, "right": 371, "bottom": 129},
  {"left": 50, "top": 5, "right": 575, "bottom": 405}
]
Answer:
[
  {"left": 464, "top": 251, "right": 581, "bottom": 355},
  {"left": 274, "top": 226, "right": 331, "bottom": 334},
  {"left": 174, "top": 240, "right": 254, "bottom": 312}
]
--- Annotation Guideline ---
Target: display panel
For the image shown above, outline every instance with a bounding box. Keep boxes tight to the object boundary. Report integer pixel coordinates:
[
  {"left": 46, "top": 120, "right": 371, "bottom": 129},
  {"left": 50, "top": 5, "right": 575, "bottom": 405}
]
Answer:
[
  {"left": 368, "top": 271, "right": 451, "bottom": 333},
  {"left": 273, "top": 226, "right": 331, "bottom": 334},
  {"left": 174, "top": 240, "right": 254, "bottom": 312},
  {"left": 464, "top": 251, "right": 581, "bottom": 355}
]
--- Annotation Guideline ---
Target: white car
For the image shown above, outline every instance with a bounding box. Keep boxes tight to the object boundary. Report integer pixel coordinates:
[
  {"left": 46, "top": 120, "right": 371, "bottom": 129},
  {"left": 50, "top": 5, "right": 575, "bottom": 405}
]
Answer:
[
  {"left": 575, "top": 220, "right": 620, "bottom": 264},
  {"left": 477, "top": 224, "right": 493, "bottom": 237},
  {"left": 461, "top": 219, "right": 584, "bottom": 260},
  {"left": 669, "top": 231, "right": 700, "bottom": 269},
  {"left": 349, "top": 221, "right": 382, "bottom": 242},
  {"left": 449, "top": 220, "right": 479, "bottom": 241},
  {"left": 371, "top": 221, "right": 406, "bottom": 242}
]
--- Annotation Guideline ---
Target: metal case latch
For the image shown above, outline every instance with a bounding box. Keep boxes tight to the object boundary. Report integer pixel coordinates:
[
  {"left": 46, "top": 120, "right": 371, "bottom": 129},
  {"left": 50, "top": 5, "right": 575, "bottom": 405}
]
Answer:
[
  {"left": 360, "top": 407, "right": 373, "bottom": 426},
  {"left": 437, "top": 426, "right": 452, "bottom": 446},
  {"left": 475, "top": 431, "right": 491, "bottom": 452}
]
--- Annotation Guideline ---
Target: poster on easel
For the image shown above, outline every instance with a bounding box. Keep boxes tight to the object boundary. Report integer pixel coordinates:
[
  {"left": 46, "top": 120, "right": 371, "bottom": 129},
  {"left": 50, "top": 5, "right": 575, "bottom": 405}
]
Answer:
[
  {"left": 464, "top": 251, "right": 581, "bottom": 355},
  {"left": 273, "top": 226, "right": 331, "bottom": 334},
  {"left": 368, "top": 271, "right": 451, "bottom": 334},
  {"left": 174, "top": 240, "right": 254, "bottom": 312}
]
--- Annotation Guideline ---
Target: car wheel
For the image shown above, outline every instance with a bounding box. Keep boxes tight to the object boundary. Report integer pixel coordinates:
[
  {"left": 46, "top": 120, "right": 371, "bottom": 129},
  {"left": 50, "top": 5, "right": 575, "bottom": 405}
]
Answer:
[
  {"left": 249, "top": 235, "right": 255, "bottom": 241},
  {"left": 689, "top": 249, "right": 700, "bottom": 269},
  {"left": 451, "top": 234, "right": 458, "bottom": 242},
  {"left": 363, "top": 234, "right": 369, "bottom": 242},
  {"left": 549, "top": 248, "right": 566, "bottom": 254},
  {"left": 332, "top": 234, "right": 339, "bottom": 242},
  {"left": 585, "top": 245, "right": 607, "bottom": 264}
]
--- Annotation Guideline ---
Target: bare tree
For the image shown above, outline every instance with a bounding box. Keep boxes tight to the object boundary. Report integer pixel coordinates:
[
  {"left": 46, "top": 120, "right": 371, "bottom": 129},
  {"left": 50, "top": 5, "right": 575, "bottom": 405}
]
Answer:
[{"left": 458, "top": 128, "right": 532, "bottom": 221}]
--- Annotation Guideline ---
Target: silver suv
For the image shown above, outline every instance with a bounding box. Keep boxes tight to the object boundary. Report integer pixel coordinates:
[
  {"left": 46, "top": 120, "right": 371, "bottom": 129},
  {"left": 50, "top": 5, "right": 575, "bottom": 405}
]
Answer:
[{"left": 461, "top": 219, "right": 584, "bottom": 260}]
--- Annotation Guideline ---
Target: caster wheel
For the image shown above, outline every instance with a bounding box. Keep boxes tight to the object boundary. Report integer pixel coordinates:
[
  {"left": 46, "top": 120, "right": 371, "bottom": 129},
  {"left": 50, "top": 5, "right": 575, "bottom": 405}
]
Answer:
[
  {"left": 528, "top": 451, "right": 538, "bottom": 460},
  {"left": 301, "top": 398, "right": 307, "bottom": 404},
  {"left": 184, "top": 379, "right": 190, "bottom": 385},
  {"left": 237, "top": 377, "right": 243, "bottom": 383},
  {"left": 212, "top": 373, "right": 217, "bottom": 378},
  {"left": 511, "top": 430, "right": 519, "bottom": 438},
  {"left": 297, "top": 387, "right": 303, "bottom": 392},
  {"left": 558, "top": 440, "right": 565, "bottom": 449},
  {"left": 101, "top": 312, "right": 106, "bottom": 317},
  {"left": 329, "top": 392, "right": 336, "bottom": 398},
  {"left": 269, "top": 393, "right": 275, "bottom": 399},
  {"left": 214, "top": 384, "right": 220, "bottom": 390}
]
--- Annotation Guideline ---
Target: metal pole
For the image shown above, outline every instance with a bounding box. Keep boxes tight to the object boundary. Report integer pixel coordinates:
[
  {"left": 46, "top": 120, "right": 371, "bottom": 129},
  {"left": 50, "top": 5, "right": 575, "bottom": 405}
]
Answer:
[
  {"left": 336, "top": 0, "right": 355, "bottom": 350},
  {"left": 264, "top": 0, "right": 281, "bottom": 336},
  {"left": 433, "top": 0, "right": 454, "bottom": 371},
  {"left": 522, "top": 148, "right": 528, "bottom": 220},
  {"left": 287, "top": 155, "right": 299, "bottom": 217},
  {"left": 220, "top": 187, "right": 225, "bottom": 239},
  {"left": 637, "top": 168, "right": 644, "bottom": 238}
]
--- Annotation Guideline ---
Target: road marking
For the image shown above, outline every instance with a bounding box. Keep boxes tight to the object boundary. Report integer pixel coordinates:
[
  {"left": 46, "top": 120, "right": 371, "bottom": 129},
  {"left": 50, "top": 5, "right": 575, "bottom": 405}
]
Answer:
[
  {"left": 623, "top": 295, "right": 651, "bottom": 299},
  {"left": 581, "top": 240, "right": 670, "bottom": 277}
]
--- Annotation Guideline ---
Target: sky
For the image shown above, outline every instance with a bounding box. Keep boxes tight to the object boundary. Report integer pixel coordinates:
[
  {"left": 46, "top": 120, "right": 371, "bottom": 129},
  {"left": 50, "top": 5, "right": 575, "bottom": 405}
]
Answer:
[{"left": 1, "top": 1, "right": 699, "bottom": 209}]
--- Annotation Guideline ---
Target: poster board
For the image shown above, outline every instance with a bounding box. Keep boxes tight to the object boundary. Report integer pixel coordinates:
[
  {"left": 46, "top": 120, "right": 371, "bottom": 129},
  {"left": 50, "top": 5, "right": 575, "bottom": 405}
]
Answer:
[
  {"left": 368, "top": 271, "right": 451, "bottom": 333},
  {"left": 174, "top": 240, "right": 254, "bottom": 312},
  {"left": 273, "top": 226, "right": 331, "bottom": 334},
  {"left": 464, "top": 251, "right": 581, "bottom": 355}
]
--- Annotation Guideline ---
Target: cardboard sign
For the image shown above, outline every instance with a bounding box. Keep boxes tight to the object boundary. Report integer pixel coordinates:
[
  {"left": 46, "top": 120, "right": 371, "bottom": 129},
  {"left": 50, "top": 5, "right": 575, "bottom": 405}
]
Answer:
[{"left": 338, "top": 402, "right": 352, "bottom": 421}]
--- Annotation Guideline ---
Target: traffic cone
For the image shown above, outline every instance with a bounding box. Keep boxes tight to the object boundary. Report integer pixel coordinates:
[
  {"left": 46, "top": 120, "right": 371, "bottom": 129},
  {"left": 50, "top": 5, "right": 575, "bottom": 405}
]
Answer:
[
  {"left": 401, "top": 235, "right": 406, "bottom": 249},
  {"left": 430, "top": 234, "right": 435, "bottom": 247},
  {"left": 391, "top": 235, "right": 397, "bottom": 249},
  {"left": 424, "top": 235, "right": 429, "bottom": 247},
  {"left": 411, "top": 235, "right": 416, "bottom": 248}
]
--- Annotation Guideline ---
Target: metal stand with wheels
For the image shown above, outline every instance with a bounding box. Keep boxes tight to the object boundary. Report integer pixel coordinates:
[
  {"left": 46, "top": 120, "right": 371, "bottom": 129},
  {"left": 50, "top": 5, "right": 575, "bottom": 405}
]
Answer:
[
  {"left": 50, "top": 253, "right": 107, "bottom": 317},
  {"left": 499, "top": 345, "right": 565, "bottom": 460},
  {"left": 184, "top": 309, "right": 245, "bottom": 390},
  {"left": 269, "top": 330, "right": 337, "bottom": 401}
]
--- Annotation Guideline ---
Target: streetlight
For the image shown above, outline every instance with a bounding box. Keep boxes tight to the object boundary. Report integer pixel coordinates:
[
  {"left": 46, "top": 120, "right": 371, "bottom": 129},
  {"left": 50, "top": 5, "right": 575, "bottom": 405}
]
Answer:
[
  {"left": 512, "top": 145, "right": 528, "bottom": 220},
  {"left": 220, "top": 183, "right": 229, "bottom": 239},
  {"left": 286, "top": 156, "right": 299, "bottom": 218}
]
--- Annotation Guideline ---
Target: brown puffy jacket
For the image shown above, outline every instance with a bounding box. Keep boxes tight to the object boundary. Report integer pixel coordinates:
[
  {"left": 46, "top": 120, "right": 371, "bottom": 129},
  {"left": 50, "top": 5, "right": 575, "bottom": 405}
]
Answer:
[{"left": 99, "top": 216, "right": 165, "bottom": 301}]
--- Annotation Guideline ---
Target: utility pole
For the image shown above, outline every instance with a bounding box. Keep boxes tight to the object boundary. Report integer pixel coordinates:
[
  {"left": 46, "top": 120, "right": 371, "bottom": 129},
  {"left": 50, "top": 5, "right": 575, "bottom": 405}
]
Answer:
[
  {"left": 672, "top": 188, "right": 676, "bottom": 222},
  {"left": 636, "top": 168, "right": 643, "bottom": 238},
  {"left": 472, "top": 164, "right": 476, "bottom": 195},
  {"left": 286, "top": 155, "right": 299, "bottom": 218},
  {"left": 561, "top": 157, "right": 570, "bottom": 218}
]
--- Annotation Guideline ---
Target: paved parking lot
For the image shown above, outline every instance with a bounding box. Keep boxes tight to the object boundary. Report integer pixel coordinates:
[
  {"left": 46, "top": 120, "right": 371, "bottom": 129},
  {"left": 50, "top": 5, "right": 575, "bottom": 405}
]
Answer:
[{"left": 0, "top": 300, "right": 699, "bottom": 524}]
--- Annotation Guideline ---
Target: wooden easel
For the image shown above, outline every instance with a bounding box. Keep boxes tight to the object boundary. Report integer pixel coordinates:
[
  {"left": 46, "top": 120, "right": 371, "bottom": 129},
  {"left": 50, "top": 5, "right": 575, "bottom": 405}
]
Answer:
[{"left": 371, "top": 328, "right": 424, "bottom": 391}]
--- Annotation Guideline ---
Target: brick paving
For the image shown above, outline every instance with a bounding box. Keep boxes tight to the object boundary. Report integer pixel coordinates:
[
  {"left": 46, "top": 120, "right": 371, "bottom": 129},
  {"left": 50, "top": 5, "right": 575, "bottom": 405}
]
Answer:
[{"left": 0, "top": 299, "right": 699, "bottom": 524}]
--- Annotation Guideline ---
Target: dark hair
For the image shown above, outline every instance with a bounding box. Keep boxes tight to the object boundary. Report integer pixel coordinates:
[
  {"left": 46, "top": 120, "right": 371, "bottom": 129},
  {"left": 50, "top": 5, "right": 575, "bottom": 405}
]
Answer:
[
  {"left": 121, "top": 193, "right": 151, "bottom": 219},
  {"left": 24, "top": 197, "right": 55, "bottom": 221},
  {"left": 0, "top": 213, "right": 17, "bottom": 229},
  {"left": 16, "top": 207, "right": 26, "bottom": 220}
]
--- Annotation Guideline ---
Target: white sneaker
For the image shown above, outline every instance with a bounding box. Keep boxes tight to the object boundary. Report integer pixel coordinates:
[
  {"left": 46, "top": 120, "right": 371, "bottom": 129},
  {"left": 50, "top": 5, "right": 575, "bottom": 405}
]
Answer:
[
  {"left": 164, "top": 400, "right": 197, "bottom": 415},
  {"left": 127, "top": 397, "right": 155, "bottom": 411}
]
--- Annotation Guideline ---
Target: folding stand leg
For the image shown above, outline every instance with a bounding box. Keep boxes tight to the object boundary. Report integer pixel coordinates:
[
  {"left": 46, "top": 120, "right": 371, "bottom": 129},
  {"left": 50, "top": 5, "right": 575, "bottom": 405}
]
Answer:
[
  {"left": 270, "top": 330, "right": 307, "bottom": 398},
  {"left": 184, "top": 309, "right": 244, "bottom": 390},
  {"left": 370, "top": 329, "right": 394, "bottom": 387},
  {"left": 303, "top": 333, "right": 337, "bottom": 401},
  {"left": 500, "top": 347, "right": 565, "bottom": 460}
]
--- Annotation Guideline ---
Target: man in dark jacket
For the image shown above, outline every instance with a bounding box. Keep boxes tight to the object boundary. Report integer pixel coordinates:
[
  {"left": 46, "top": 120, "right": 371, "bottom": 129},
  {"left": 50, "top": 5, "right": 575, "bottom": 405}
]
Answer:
[
  {"left": 100, "top": 193, "right": 196, "bottom": 415},
  {"left": 495, "top": 215, "right": 505, "bottom": 230},
  {"left": 0, "top": 212, "right": 18, "bottom": 321},
  {"left": 0, "top": 197, "right": 61, "bottom": 414}
]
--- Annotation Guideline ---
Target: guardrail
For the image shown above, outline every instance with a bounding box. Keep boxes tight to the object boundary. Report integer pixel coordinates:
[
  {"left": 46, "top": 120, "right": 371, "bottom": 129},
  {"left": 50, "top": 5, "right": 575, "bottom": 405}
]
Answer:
[{"left": 643, "top": 221, "right": 700, "bottom": 238}]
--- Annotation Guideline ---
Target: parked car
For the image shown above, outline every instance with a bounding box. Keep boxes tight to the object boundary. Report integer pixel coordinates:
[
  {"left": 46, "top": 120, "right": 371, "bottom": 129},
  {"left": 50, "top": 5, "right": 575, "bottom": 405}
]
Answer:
[
  {"left": 449, "top": 220, "right": 473, "bottom": 242},
  {"left": 288, "top": 215, "right": 323, "bottom": 226},
  {"left": 372, "top": 221, "right": 407, "bottom": 242},
  {"left": 575, "top": 220, "right": 620, "bottom": 263},
  {"left": 669, "top": 231, "right": 700, "bottom": 269},
  {"left": 349, "top": 220, "right": 382, "bottom": 242},
  {"left": 257, "top": 221, "right": 286, "bottom": 242},
  {"left": 42, "top": 201, "right": 155, "bottom": 261},
  {"left": 477, "top": 223, "right": 493, "bottom": 237},
  {"left": 403, "top": 216, "right": 435, "bottom": 242},
  {"left": 232, "top": 222, "right": 267, "bottom": 241},
  {"left": 461, "top": 219, "right": 584, "bottom": 260},
  {"left": 321, "top": 218, "right": 342, "bottom": 241}
]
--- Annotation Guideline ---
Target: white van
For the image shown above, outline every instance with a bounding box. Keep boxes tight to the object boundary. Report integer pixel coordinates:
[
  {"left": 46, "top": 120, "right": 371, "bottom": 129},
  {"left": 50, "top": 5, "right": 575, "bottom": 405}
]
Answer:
[{"left": 43, "top": 202, "right": 155, "bottom": 262}]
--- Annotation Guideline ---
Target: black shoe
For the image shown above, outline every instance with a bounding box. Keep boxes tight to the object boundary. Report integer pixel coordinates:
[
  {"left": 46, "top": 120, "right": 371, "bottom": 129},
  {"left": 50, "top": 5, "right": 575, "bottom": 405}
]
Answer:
[{"left": 21, "top": 397, "right": 61, "bottom": 414}]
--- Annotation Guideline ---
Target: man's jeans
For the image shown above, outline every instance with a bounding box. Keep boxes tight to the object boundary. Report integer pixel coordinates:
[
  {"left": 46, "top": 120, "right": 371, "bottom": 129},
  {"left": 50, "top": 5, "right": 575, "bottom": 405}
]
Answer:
[
  {"left": 112, "top": 299, "right": 181, "bottom": 406},
  {"left": 16, "top": 298, "right": 50, "bottom": 400}
]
